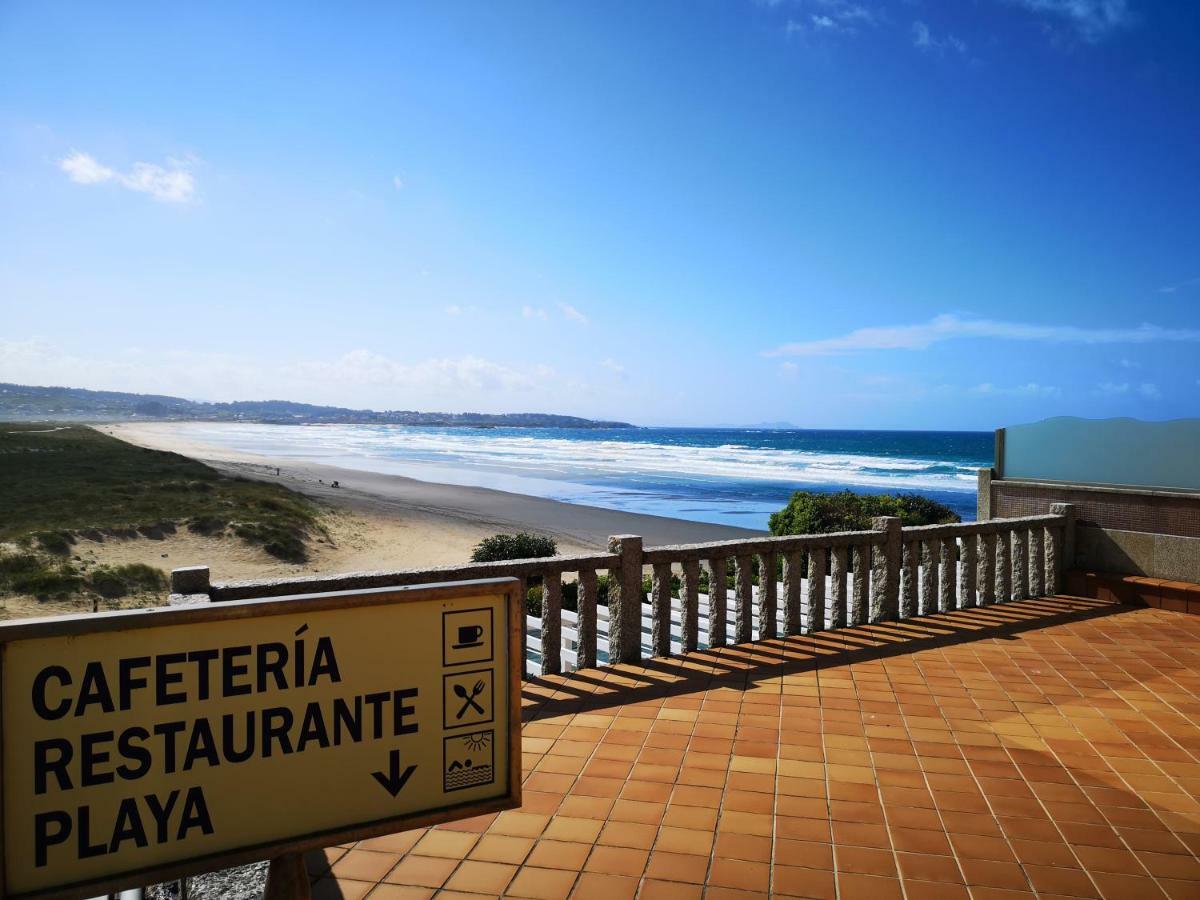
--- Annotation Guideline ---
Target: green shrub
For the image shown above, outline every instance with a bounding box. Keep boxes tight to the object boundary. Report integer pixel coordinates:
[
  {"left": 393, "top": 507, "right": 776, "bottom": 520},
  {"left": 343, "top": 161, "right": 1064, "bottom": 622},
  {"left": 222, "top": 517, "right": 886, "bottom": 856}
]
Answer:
[
  {"left": 87, "top": 564, "right": 167, "bottom": 599},
  {"left": 33, "top": 530, "right": 74, "bottom": 555},
  {"left": 0, "top": 552, "right": 82, "bottom": 599},
  {"left": 232, "top": 522, "right": 308, "bottom": 563},
  {"left": 470, "top": 532, "right": 557, "bottom": 563},
  {"left": 769, "top": 490, "right": 959, "bottom": 536}
]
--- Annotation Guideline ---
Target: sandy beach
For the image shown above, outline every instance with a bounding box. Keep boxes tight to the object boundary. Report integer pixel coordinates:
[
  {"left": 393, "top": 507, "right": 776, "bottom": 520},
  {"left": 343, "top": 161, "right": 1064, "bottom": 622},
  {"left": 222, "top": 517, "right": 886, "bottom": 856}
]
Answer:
[{"left": 89, "top": 423, "right": 763, "bottom": 585}]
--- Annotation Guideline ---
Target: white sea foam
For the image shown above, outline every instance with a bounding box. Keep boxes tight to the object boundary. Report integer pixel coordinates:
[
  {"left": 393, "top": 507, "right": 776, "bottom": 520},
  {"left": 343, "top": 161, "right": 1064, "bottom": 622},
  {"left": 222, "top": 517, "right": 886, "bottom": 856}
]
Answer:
[{"left": 177, "top": 423, "right": 978, "bottom": 494}]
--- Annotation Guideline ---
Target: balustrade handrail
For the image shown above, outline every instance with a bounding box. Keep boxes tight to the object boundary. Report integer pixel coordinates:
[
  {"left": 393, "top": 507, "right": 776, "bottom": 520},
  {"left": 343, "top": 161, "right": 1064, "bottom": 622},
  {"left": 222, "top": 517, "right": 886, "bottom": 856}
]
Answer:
[{"left": 208, "top": 551, "right": 620, "bottom": 602}]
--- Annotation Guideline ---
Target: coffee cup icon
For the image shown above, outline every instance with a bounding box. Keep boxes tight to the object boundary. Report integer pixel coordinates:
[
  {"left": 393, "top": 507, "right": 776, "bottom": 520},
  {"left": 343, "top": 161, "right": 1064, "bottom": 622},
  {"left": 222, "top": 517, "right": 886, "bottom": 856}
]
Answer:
[{"left": 454, "top": 623, "right": 485, "bottom": 649}]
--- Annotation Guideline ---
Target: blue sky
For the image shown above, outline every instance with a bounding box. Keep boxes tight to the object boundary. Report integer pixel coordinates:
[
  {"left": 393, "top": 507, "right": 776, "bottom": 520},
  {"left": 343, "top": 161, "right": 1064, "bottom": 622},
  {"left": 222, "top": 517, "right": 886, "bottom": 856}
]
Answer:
[{"left": 1, "top": 0, "right": 1197, "bottom": 429}]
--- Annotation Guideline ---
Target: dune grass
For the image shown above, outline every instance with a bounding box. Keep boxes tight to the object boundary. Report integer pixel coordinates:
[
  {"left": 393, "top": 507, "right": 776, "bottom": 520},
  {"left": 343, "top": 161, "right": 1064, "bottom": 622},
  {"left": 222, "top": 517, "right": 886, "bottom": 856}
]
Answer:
[{"left": 0, "top": 423, "right": 321, "bottom": 563}]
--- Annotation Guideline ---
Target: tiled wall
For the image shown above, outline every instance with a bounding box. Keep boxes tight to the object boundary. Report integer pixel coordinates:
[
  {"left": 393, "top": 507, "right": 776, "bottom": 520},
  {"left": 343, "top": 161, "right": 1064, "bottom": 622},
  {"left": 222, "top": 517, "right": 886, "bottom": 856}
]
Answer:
[{"left": 993, "top": 481, "right": 1200, "bottom": 538}]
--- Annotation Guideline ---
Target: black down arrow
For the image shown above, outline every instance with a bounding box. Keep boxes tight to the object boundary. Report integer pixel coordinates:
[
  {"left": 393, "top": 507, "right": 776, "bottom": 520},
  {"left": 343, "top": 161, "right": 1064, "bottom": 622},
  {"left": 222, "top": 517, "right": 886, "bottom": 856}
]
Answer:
[{"left": 372, "top": 749, "right": 418, "bottom": 797}]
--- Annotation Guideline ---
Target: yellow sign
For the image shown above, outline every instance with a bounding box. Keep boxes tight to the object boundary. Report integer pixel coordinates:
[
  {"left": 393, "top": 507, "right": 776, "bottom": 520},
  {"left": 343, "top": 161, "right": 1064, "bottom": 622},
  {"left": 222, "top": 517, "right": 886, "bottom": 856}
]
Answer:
[{"left": 0, "top": 578, "right": 521, "bottom": 900}]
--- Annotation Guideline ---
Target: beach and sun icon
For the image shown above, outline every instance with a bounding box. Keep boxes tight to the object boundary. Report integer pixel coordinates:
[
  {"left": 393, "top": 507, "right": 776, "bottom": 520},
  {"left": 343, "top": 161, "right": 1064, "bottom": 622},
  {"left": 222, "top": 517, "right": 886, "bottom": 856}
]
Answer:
[{"left": 443, "top": 731, "right": 494, "bottom": 792}]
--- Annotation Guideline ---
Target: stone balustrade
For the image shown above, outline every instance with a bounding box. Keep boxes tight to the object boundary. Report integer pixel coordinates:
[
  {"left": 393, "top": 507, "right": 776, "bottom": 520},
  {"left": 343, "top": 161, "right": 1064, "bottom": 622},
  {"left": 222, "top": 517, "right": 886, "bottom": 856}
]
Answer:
[{"left": 173, "top": 505, "right": 1076, "bottom": 679}]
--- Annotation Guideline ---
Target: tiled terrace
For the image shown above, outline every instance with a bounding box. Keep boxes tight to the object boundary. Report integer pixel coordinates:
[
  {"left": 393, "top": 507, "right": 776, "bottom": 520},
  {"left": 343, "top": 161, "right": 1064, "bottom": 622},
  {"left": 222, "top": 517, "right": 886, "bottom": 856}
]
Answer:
[{"left": 309, "top": 594, "right": 1200, "bottom": 899}]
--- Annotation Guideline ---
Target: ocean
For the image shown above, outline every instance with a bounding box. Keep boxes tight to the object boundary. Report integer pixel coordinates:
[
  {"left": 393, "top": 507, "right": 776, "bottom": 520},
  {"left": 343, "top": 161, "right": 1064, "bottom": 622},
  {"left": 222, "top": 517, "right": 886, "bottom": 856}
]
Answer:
[{"left": 178, "top": 423, "right": 991, "bottom": 530}]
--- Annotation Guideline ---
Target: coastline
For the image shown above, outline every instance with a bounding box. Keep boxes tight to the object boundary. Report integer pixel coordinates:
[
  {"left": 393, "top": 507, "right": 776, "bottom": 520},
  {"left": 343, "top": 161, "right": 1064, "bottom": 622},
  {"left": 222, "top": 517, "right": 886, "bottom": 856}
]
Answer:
[{"left": 93, "top": 423, "right": 764, "bottom": 583}]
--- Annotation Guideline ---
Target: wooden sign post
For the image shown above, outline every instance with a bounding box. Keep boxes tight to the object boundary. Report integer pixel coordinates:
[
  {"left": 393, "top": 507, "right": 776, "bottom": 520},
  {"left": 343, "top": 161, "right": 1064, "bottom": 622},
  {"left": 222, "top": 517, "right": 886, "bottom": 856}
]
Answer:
[{"left": 0, "top": 578, "right": 522, "bottom": 900}]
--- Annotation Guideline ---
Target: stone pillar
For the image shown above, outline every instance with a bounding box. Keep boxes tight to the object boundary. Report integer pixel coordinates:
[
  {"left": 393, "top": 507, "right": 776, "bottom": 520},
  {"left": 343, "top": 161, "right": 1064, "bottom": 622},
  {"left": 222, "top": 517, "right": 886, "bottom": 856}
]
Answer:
[
  {"left": 170, "top": 565, "right": 210, "bottom": 597},
  {"left": 870, "top": 517, "right": 902, "bottom": 622},
  {"left": 577, "top": 568, "right": 598, "bottom": 669},
  {"left": 1050, "top": 502, "right": 1077, "bottom": 578},
  {"left": 680, "top": 559, "right": 700, "bottom": 652},
  {"left": 541, "top": 572, "right": 562, "bottom": 675},
  {"left": 808, "top": 549, "right": 826, "bottom": 632},
  {"left": 608, "top": 535, "right": 644, "bottom": 664},
  {"left": 758, "top": 552, "right": 778, "bottom": 640},
  {"left": 707, "top": 557, "right": 727, "bottom": 647},
  {"left": 782, "top": 551, "right": 803, "bottom": 636},
  {"left": 651, "top": 563, "right": 672, "bottom": 658},
  {"left": 976, "top": 467, "right": 993, "bottom": 521},
  {"left": 734, "top": 556, "right": 753, "bottom": 644}
]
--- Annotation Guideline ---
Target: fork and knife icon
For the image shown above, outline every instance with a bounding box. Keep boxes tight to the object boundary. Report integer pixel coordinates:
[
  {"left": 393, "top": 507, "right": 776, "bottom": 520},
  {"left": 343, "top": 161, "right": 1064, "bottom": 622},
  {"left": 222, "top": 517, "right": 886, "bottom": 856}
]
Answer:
[{"left": 454, "top": 679, "right": 487, "bottom": 719}]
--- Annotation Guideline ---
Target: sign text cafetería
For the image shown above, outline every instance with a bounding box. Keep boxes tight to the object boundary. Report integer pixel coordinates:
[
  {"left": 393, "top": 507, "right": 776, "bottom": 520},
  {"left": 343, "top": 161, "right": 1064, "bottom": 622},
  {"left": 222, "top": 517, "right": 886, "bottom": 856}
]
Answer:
[{"left": 0, "top": 578, "right": 521, "bottom": 900}]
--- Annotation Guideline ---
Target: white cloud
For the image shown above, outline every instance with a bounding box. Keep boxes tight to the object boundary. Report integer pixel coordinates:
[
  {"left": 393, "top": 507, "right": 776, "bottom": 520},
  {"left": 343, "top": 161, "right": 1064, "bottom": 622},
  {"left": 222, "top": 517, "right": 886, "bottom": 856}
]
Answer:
[
  {"left": 600, "top": 358, "right": 627, "bottom": 378},
  {"left": 58, "top": 151, "right": 196, "bottom": 203},
  {"left": 970, "top": 382, "right": 1060, "bottom": 396},
  {"left": 0, "top": 339, "right": 560, "bottom": 407},
  {"left": 521, "top": 306, "right": 548, "bottom": 320},
  {"left": 286, "top": 350, "right": 549, "bottom": 393},
  {"left": 60, "top": 151, "right": 115, "bottom": 185},
  {"left": 445, "top": 305, "right": 463, "bottom": 316},
  {"left": 1159, "top": 276, "right": 1200, "bottom": 294},
  {"left": 784, "top": 0, "right": 880, "bottom": 36},
  {"left": 912, "top": 20, "right": 967, "bottom": 54},
  {"left": 1005, "top": 0, "right": 1133, "bottom": 42},
  {"left": 393, "top": 175, "right": 405, "bottom": 190},
  {"left": 767, "top": 314, "right": 1200, "bottom": 356},
  {"left": 558, "top": 303, "right": 589, "bottom": 325},
  {"left": 1097, "top": 381, "right": 1161, "bottom": 399}
]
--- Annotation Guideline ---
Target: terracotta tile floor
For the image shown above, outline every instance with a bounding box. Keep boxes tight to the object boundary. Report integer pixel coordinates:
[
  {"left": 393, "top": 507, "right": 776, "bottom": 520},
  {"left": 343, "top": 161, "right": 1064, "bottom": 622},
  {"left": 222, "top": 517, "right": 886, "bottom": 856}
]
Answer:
[{"left": 308, "top": 595, "right": 1200, "bottom": 898}]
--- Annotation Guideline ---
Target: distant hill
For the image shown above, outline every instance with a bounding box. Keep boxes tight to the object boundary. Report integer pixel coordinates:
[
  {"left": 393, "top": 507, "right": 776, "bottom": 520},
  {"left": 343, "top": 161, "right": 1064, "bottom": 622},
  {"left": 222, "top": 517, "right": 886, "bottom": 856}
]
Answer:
[{"left": 0, "top": 383, "right": 634, "bottom": 429}]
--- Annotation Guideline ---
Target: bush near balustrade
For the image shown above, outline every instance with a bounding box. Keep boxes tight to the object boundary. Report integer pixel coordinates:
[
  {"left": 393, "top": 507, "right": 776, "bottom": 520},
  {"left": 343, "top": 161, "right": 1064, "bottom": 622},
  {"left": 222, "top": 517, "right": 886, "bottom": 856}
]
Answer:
[
  {"left": 769, "top": 489, "right": 959, "bottom": 536},
  {"left": 469, "top": 532, "right": 558, "bottom": 563}
]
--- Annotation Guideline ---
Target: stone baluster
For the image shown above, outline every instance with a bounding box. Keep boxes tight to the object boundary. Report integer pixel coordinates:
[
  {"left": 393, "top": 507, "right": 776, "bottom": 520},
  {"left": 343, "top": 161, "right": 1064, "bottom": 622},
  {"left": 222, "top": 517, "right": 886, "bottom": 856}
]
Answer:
[
  {"left": 900, "top": 541, "right": 919, "bottom": 619},
  {"left": 651, "top": 563, "right": 673, "bottom": 658},
  {"left": 977, "top": 533, "right": 996, "bottom": 606},
  {"left": 850, "top": 544, "right": 869, "bottom": 626},
  {"left": 1028, "top": 526, "right": 1045, "bottom": 598},
  {"left": 1045, "top": 525, "right": 1063, "bottom": 595},
  {"left": 707, "top": 557, "right": 727, "bottom": 647},
  {"left": 758, "top": 552, "right": 778, "bottom": 639},
  {"left": 920, "top": 539, "right": 939, "bottom": 615},
  {"left": 734, "top": 556, "right": 754, "bottom": 644},
  {"left": 830, "top": 546, "right": 848, "bottom": 628},
  {"left": 680, "top": 559, "right": 700, "bottom": 652},
  {"left": 783, "top": 551, "right": 804, "bottom": 636},
  {"left": 515, "top": 575, "right": 529, "bottom": 679},
  {"left": 939, "top": 537, "right": 957, "bottom": 612},
  {"left": 958, "top": 535, "right": 978, "bottom": 609},
  {"left": 541, "top": 571, "right": 562, "bottom": 675},
  {"left": 576, "top": 568, "right": 598, "bottom": 669},
  {"left": 1012, "top": 528, "right": 1029, "bottom": 600},
  {"left": 996, "top": 529, "right": 1012, "bottom": 603},
  {"left": 808, "top": 548, "right": 827, "bottom": 632}
]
